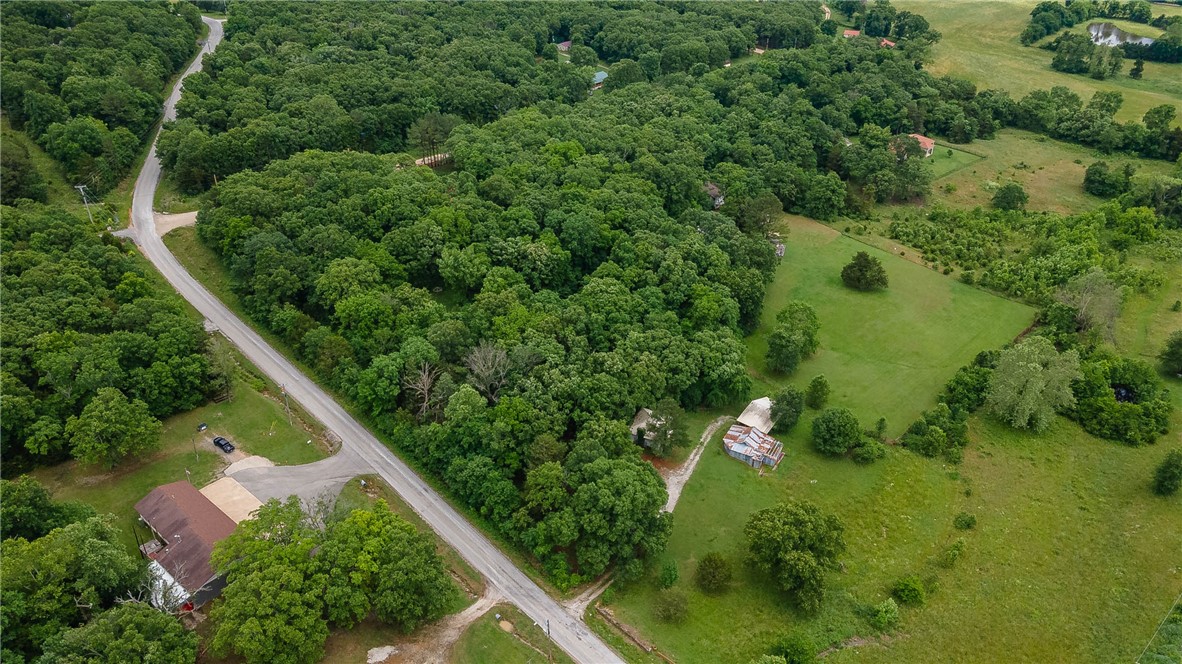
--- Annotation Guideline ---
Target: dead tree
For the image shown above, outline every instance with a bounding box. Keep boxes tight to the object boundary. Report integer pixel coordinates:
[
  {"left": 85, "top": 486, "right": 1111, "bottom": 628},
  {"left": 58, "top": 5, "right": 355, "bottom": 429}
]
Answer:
[{"left": 463, "top": 341, "right": 510, "bottom": 403}]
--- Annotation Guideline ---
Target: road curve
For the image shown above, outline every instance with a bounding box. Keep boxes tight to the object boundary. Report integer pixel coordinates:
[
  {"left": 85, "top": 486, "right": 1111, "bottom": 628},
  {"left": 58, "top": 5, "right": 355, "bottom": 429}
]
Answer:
[{"left": 131, "top": 17, "right": 624, "bottom": 664}]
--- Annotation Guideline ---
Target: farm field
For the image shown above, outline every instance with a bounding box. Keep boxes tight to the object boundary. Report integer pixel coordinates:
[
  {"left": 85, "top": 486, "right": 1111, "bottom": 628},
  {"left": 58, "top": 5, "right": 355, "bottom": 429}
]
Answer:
[
  {"left": 605, "top": 217, "right": 1181, "bottom": 664},
  {"left": 894, "top": 0, "right": 1182, "bottom": 124},
  {"left": 745, "top": 215, "right": 1034, "bottom": 433}
]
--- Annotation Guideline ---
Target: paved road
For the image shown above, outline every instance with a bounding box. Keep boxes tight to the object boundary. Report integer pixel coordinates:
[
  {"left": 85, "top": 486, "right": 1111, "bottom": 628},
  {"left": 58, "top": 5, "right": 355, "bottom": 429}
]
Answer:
[{"left": 130, "top": 17, "right": 623, "bottom": 664}]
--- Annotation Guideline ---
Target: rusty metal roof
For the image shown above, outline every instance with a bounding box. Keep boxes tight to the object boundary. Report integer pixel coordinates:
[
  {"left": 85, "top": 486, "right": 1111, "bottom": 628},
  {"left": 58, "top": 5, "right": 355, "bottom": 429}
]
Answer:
[{"left": 135, "top": 481, "right": 236, "bottom": 593}]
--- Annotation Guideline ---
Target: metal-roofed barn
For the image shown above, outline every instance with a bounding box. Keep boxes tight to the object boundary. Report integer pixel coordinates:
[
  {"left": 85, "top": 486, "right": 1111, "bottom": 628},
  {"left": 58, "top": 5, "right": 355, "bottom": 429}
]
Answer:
[{"left": 723, "top": 397, "right": 785, "bottom": 470}]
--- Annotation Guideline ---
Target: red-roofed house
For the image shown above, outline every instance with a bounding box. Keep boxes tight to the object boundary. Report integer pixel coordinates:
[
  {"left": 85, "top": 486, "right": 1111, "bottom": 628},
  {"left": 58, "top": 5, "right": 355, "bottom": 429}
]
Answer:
[
  {"left": 843, "top": 29, "right": 861, "bottom": 38},
  {"left": 136, "top": 481, "right": 237, "bottom": 611},
  {"left": 880, "top": 38, "right": 897, "bottom": 48},
  {"left": 908, "top": 133, "right": 936, "bottom": 158},
  {"left": 557, "top": 40, "right": 572, "bottom": 52}
]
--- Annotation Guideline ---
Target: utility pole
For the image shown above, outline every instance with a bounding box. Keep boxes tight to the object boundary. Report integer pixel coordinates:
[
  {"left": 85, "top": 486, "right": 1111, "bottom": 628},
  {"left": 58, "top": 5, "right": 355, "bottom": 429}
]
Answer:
[
  {"left": 74, "top": 184, "right": 95, "bottom": 225},
  {"left": 281, "top": 384, "right": 292, "bottom": 425}
]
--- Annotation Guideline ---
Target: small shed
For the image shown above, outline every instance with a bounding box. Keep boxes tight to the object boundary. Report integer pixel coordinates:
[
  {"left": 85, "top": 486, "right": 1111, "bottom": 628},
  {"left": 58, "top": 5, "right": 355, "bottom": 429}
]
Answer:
[
  {"left": 723, "top": 424, "right": 784, "bottom": 469},
  {"left": 591, "top": 70, "right": 608, "bottom": 91},
  {"left": 135, "top": 481, "right": 237, "bottom": 610},
  {"left": 703, "top": 182, "right": 725, "bottom": 209},
  {"left": 737, "top": 397, "right": 776, "bottom": 434}
]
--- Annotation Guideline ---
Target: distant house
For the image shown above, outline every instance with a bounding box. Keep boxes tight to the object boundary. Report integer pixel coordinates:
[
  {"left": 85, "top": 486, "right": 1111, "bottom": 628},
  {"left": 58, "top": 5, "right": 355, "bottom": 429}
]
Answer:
[
  {"left": 908, "top": 133, "right": 936, "bottom": 158},
  {"left": 843, "top": 29, "right": 861, "bottom": 38},
  {"left": 703, "top": 181, "right": 725, "bottom": 209},
  {"left": 752, "top": 47, "right": 766, "bottom": 55},
  {"left": 591, "top": 70, "right": 608, "bottom": 91},
  {"left": 630, "top": 407, "right": 665, "bottom": 448},
  {"left": 723, "top": 60, "right": 733, "bottom": 68},
  {"left": 135, "top": 481, "right": 237, "bottom": 611},
  {"left": 880, "top": 38, "right": 897, "bottom": 48},
  {"left": 723, "top": 425, "right": 784, "bottom": 469},
  {"left": 557, "top": 40, "right": 572, "bottom": 52}
]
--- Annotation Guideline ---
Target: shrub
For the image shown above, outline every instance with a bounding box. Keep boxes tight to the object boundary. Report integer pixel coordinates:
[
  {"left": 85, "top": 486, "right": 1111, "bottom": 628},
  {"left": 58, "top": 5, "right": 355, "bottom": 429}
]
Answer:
[
  {"left": 653, "top": 588, "right": 688, "bottom": 623},
  {"left": 852, "top": 439, "right": 886, "bottom": 464},
  {"left": 805, "top": 375, "right": 830, "bottom": 409},
  {"left": 1160, "top": 330, "right": 1182, "bottom": 376},
  {"left": 695, "top": 552, "right": 732, "bottom": 594},
  {"left": 938, "top": 538, "right": 967, "bottom": 569},
  {"left": 870, "top": 597, "right": 900, "bottom": 630},
  {"left": 1153, "top": 449, "right": 1182, "bottom": 497},
  {"left": 658, "top": 560, "right": 679, "bottom": 589},
  {"left": 1172, "top": 300, "right": 1181, "bottom": 312},
  {"left": 812, "top": 408, "right": 862, "bottom": 456},
  {"left": 892, "top": 575, "right": 926, "bottom": 606},
  {"left": 769, "top": 631, "right": 816, "bottom": 664},
  {"left": 771, "top": 386, "right": 806, "bottom": 433},
  {"left": 953, "top": 512, "right": 977, "bottom": 530},
  {"left": 991, "top": 182, "right": 1028, "bottom": 210}
]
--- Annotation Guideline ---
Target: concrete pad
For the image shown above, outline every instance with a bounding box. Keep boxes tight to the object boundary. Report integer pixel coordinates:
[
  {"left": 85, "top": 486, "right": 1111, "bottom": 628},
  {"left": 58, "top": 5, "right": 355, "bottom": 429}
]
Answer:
[
  {"left": 200, "top": 477, "right": 263, "bottom": 524},
  {"left": 224, "top": 455, "right": 274, "bottom": 475},
  {"left": 229, "top": 449, "right": 367, "bottom": 507},
  {"left": 154, "top": 211, "right": 197, "bottom": 236}
]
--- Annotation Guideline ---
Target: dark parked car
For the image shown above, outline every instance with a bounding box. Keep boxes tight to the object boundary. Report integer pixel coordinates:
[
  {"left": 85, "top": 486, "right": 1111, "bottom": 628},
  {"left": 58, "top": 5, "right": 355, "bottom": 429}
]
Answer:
[{"left": 212, "top": 436, "right": 235, "bottom": 453}]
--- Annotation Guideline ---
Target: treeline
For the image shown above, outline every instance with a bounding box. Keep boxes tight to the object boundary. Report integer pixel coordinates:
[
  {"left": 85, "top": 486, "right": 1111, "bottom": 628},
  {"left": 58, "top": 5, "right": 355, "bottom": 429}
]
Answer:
[
  {"left": 0, "top": 2, "right": 202, "bottom": 194},
  {"left": 0, "top": 204, "right": 226, "bottom": 472},
  {"left": 156, "top": 0, "right": 827, "bottom": 193},
  {"left": 1022, "top": 0, "right": 1182, "bottom": 62}
]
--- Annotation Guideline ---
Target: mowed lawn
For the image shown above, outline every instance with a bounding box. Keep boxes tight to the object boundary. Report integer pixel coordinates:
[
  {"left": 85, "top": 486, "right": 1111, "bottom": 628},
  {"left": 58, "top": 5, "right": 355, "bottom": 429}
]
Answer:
[
  {"left": 606, "top": 217, "right": 1180, "bottom": 664},
  {"left": 451, "top": 605, "right": 575, "bottom": 664},
  {"left": 894, "top": 0, "right": 1182, "bottom": 124},
  {"left": 746, "top": 215, "right": 1034, "bottom": 435}
]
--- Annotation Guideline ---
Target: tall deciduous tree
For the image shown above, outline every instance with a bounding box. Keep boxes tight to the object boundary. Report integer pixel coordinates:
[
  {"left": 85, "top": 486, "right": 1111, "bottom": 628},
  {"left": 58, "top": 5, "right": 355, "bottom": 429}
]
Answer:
[
  {"left": 767, "top": 301, "right": 820, "bottom": 374},
  {"left": 1055, "top": 267, "right": 1123, "bottom": 341},
  {"left": 771, "top": 385, "right": 805, "bottom": 433},
  {"left": 811, "top": 407, "right": 862, "bottom": 456},
  {"left": 0, "top": 476, "right": 95, "bottom": 542},
  {"left": 65, "top": 388, "right": 162, "bottom": 468},
  {"left": 1160, "top": 330, "right": 1182, "bottom": 377},
  {"left": 39, "top": 603, "right": 198, "bottom": 664},
  {"left": 745, "top": 501, "right": 845, "bottom": 613},
  {"left": 985, "top": 337, "right": 1082, "bottom": 432}
]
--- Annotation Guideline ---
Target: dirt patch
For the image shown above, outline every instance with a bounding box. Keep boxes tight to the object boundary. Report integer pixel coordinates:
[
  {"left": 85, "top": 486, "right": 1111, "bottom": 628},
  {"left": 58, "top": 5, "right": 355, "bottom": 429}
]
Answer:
[
  {"left": 498, "top": 620, "right": 514, "bottom": 632},
  {"left": 378, "top": 590, "right": 502, "bottom": 664},
  {"left": 153, "top": 211, "right": 197, "bottom": 236},
  {"left": 367, "top": 645, "right": 399, "bottom": 663}
]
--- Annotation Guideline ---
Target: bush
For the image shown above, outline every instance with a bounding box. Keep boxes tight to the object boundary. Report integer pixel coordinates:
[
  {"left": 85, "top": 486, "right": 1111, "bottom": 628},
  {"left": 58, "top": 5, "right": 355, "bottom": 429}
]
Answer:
[
  {"left": 811, "top": 408, "right": 862, "bottom": 456},
  {"left": 938, "top": 538, "right": 967, "bottom": 569},
  {"left": 1073, "top": 354, "right": 1171, "bottom": 446},
  {"left": 769, "top": 631, "right": 816, "bottom": 664},
  {"left": 991, "top": 182, "right": 1028, "bottom": 210},
  {"left": 696, "top": 552, "right": 732, "bottom": 594},
  {"left": 653, "top": 588, "right": 688, "bottom": 623},
  {"left": 766, "top": 302, "right": 821, "bottom": 374},
  {"left": 1153, "top": 449, "right": 1182, "bottom": 496},
  {"left": 805, "top": 375, "right": 830, "bottom": 409},
  {"left": 1160, "top": 330, "right": 1182, "bottom": 376},
  {"left": 658, "top": 560, "right": 679, "bottom": 589},
  {"left": 852, "top": 439, "right": 886, "bottom": 464},
  {"left": 892, "top": 575, "right": 926, "bottom": 606},
  {"left": 953, "top": 512, "right": 977, "bottom": 530},
  {"left": 870, "top": 597, "right": 900, "bottom": 631}
]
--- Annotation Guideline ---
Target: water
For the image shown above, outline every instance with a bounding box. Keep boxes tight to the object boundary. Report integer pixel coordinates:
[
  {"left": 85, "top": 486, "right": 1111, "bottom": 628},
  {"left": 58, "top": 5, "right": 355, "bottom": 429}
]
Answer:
[{"left": 1088, "top": 22, "right": 1155, "bottom": 47}]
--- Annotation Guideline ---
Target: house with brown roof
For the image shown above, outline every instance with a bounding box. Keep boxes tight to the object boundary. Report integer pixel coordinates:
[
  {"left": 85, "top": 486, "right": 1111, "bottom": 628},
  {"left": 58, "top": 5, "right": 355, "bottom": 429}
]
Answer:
[
  {"left": 908, "top": 133, "right": 936, "bottom": 158},
  {"left": 135, "top": 480, "right": 237, "bottom": 611},
  {"left": 843, "top": 29, "right": 861, "bottom": 38},
  {"left": 880, "top": 38, "right": 897, "bottom": 48},
  {"left": 557, "top": 40, "right": 572, "bottom": 52}
]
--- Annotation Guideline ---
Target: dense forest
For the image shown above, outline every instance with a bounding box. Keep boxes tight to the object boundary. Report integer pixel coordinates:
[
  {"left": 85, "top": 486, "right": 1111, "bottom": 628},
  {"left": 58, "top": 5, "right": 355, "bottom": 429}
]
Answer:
[
  {"left": 0, "top": 205, "right": 226, "bottom": 472},
  {"left": 0, "top": 1, "right": 203, "bottom": 194}
]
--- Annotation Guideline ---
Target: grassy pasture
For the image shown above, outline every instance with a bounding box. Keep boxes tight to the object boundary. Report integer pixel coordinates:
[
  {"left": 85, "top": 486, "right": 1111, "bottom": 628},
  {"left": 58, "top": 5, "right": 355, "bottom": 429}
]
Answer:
[
  {"left": 604, "top": 214, "right": 1180, "bottom": 663},
  {"left": 895, "top": 0, "right": 1182, "bottom": 124},
  {"left": 745, "top": 215, "right": 1034, "bottom": 434}
]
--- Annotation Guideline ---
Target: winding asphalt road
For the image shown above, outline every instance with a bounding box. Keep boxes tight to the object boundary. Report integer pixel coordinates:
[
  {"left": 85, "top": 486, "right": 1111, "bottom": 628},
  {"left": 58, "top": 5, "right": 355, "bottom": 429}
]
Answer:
[{"left": 130, "top": 17, "right": 623, "bottom": 664}]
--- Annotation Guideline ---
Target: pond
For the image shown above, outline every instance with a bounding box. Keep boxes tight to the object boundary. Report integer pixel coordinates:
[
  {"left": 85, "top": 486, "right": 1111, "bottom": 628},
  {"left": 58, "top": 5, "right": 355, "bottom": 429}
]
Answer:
[{"left": 1088, "top": 22, "right": 1156, "bottom": 47}]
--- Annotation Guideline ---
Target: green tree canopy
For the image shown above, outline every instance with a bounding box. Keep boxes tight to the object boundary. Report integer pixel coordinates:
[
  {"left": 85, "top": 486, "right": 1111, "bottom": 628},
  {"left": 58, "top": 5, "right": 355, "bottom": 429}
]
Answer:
[
  {"left": 745, "top": 501, "right": 845, "bottom": 613},
  {"left": 65, "top": 388, "right": 162, "bottom": 468},
  {"left": 767, "top": 301, "right": 820, "bottom": 374},
  {"left": 38, "top": 603, "right": 198, "bottom": 664},
  {"left": 840, "top": 251, "right": 889, "bottom": 291},
  {"left": 811, "top": 407, "right": 862, "bottom": 456},
  {"left": 0, "top": 476, "right": 95, "bottom": 542},
  {"left": 985, "top": 337, "right": 1081, "bottom": 432}
]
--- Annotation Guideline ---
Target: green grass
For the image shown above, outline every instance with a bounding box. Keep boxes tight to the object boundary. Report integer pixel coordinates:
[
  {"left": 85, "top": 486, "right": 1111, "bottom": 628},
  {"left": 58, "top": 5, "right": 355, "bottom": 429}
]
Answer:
[
  {"left": 1, "top": 116, "right": 90, "bottom": 216},
  {"left": 31, "top": 376, "right": 327, "bottom": 554},
  {"left": 882, "top": 128, "right": 1176, "bottom": 215},
  {"left": 451, "top": 605, "right": 575, "bottom": 664},
  {"left": 925, "top": 143, "right": 985, "bottom": 179},
  {"left": 154, "top": 173, "right": 209, "bottom": 213},
  {"left": 746, "top": 215, "right": 1034, "bottom": 435},
  {"left": 895, "top": 0, "right": 1182, "bottom": 125}
]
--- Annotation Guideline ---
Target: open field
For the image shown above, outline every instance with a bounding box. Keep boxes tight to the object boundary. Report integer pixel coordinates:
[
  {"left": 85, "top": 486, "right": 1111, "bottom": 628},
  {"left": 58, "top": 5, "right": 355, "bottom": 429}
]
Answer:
[
  {"left": 745, "top": 215, "right": 1034, "bottom": 434},
  {"left": 605, "top": 216, "right": 1181, "bottom": 664},
  {"left": 31, "top": 374, "right": 327, "bottom": 554},
  {"left": 451, "top": 604, "right": 575, "bottom": 664},
  {"left": 895, "top": 0, "right": 1182, "bottom": 124},
  {"left": 925, "top": 143, "right": 984, "bottom": 179},
  {"left": 882, "top": 129, "right": 1177, "bottom": 215}
]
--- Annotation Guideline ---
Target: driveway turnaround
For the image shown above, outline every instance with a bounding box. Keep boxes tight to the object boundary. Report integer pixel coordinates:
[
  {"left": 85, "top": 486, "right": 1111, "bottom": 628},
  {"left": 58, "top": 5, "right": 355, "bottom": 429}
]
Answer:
[{"left": 127, "top": 16, "right": 623, "bottom": 664}]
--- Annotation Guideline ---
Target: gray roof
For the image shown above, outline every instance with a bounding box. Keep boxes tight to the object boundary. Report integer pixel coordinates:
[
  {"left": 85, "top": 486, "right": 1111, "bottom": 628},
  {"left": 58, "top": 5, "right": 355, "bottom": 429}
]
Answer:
[
  {"left": 592, "top": 70, "right": 608, "bottom": 84},
  {"left": 737, "top": 397, "right": 775, "bottom": 433}
]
